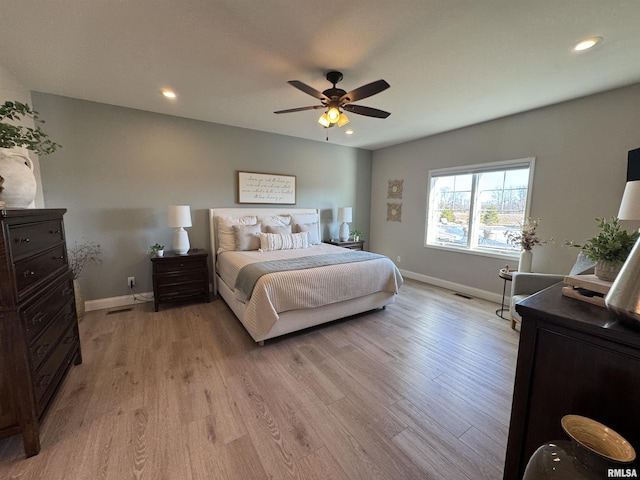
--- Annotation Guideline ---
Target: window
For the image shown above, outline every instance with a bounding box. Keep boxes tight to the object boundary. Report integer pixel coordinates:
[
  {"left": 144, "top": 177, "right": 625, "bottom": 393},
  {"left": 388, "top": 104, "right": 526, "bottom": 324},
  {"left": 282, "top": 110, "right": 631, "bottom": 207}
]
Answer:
[{"left": 425, "top": 158, "right": 535, "bottom": 256}]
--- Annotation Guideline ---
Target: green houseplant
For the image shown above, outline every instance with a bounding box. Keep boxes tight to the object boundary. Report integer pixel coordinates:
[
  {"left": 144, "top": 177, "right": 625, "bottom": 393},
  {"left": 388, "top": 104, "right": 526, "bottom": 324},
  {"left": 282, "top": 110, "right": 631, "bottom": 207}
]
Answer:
[
  {"left": 0, "top": 101, "right": 61, "bottom": 154},
  {"left": 566, "top": 217, "right": 640, "bottom": 281},
  {"left": 150, "top": 243, "right": 165, "bottom": 257}
]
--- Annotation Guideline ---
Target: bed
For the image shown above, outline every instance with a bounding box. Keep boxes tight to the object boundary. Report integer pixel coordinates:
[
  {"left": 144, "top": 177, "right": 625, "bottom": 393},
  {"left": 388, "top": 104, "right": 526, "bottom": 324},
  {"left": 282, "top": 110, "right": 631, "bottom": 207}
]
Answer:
[{"left": 209, "top": 208, "right": 403, "bottom": 345}]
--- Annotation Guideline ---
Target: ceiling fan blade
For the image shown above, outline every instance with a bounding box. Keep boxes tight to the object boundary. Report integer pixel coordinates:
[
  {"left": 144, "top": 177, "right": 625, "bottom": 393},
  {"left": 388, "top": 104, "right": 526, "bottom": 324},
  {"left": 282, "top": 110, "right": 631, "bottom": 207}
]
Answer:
[
  {"left": 343, "top": 104, "right": 391, "bottom": 119},
  {"left": 274, "top": 105, "right": 325, "bottom": 114},
  {"left": 288, "top": 80, "right": 329, "bottom": 101},
  {"left": 340, "top": 79, "right": 390, "bottom": 103}
]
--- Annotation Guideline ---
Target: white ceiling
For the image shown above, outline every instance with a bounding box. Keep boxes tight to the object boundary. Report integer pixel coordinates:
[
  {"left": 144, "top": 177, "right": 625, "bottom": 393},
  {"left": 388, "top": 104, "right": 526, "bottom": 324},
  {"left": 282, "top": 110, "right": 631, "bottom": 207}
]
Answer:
[{"left": 1, "top": 1, "right": 640, "bottom": 151}]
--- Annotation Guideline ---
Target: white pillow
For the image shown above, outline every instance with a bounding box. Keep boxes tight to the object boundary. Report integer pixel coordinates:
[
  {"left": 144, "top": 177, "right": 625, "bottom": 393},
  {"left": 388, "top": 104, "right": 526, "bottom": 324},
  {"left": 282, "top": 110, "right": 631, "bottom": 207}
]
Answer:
[
  {"left": 290, "top": 213, "right": 318, "bottom": 225},
  {"left": 260, "top": 232, "right": 309, "bottom": 251},
  {"left": 258, "top": 215, "right": 291, "bottom": 232},
  {"left": 217, "top": 215, "right": 257, "bottom": 253},
  {"left": 233, "top": 223, "right": 262, "bottom": 251},
  {"left": 295, "top": 222, "right": 320, "bottom": 244}
]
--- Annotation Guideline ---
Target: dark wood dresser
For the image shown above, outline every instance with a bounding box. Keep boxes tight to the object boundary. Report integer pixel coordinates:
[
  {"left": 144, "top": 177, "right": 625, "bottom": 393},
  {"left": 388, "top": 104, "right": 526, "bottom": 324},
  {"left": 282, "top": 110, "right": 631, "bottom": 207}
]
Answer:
[
  {"left": 504, "top": 282, "right": 640, "bottom": 479},
  {"left": 151, "top": 249, "right": 210, "bottom": 312},
  {"left": 0, "top": 208, "right": 82, "bottom": 457}
]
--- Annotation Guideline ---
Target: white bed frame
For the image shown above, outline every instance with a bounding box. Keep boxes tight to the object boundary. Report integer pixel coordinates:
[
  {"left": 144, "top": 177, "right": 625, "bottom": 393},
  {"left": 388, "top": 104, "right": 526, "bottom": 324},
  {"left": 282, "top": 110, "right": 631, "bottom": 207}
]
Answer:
[{"left": 208, "top": 207, "right": 395, "bottom": 344}]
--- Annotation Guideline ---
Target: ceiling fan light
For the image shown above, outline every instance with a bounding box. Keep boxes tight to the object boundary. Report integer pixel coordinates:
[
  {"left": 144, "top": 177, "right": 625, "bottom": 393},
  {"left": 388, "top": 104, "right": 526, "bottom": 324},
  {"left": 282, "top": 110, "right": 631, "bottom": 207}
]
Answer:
[
  {"left": 327, "top": 107, "right": 340, "bottom": 123},
  {"left": 318, "top": 113, "right": 330, "bottom": 128},
  {"left": 338, "top": 112, "right": 350, "bottom": 127}
]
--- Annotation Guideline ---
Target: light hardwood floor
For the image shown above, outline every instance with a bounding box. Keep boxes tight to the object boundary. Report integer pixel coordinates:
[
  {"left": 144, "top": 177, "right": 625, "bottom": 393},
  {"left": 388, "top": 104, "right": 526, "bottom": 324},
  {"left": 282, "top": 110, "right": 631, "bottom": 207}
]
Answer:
[{"left": 0, "top": 279, "right": 519, "bottom": 479}]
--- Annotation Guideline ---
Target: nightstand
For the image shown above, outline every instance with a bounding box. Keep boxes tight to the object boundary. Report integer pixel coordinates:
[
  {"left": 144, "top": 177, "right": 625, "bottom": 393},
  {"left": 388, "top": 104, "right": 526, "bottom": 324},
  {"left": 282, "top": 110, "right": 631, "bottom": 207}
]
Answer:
[
  {"left": 326, "top": 239, "right": 365, "bottom": 251},
  {"left": 151, "top": 249, "right": 210, "bottom": 312}
]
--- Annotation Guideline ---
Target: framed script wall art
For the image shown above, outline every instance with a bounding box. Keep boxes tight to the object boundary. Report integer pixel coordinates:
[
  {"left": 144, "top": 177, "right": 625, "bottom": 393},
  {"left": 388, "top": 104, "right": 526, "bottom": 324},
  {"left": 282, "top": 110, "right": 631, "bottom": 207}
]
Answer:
[{"left": 237, "top": 171, "right": 297, "bottom": 205}]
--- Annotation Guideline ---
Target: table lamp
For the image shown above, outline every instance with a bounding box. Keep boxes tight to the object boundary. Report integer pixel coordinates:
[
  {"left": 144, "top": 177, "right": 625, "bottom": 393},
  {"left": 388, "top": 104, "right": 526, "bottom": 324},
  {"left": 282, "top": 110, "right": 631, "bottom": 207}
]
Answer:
[
  {"left": 605, "top": 148, "right": 640, "bottom": 328},
  {"left": 338, "top": 207, "right": 352, "bottom": 241},
  {"left": 168, "top": 205, "right": 192, "bottom": 254}
]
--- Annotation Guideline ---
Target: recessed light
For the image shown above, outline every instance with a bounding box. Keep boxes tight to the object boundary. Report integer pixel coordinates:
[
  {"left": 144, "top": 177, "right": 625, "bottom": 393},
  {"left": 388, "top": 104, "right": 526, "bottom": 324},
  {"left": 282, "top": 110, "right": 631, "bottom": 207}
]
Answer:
[
  {"left": 161, "top": 89, "right": 177, "bottom": 99},
  {"left": 345, "top": 129, "right": 354, "bottom": 135},
  {"left": 573, "top": 36, "right": 603, "bottom": 52}
]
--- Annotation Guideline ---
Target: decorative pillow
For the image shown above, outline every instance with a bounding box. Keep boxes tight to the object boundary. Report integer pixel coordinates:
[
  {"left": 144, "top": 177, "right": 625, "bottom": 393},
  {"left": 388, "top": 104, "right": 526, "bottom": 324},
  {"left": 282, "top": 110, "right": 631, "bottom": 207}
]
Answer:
[
  {"left": 217, "top": 215, "right": 257, "bottom": 253},
  {"left": 290, "top": 213, "right": 319, "bottom": 225},
  {"left": 267, "top": 224, "right": 292, "bottom": 234},
  {"left": 260, "top": 232, "right": 309, "bottom": 251},
  {"left": 295, "top": 222, "right": 320, "bottom": 244},
  {"left": 233, "top": 223, "right": 262, "bottom": 251},
  {"left": 258, "top": 215, "right": 291, "bottom": 232}
]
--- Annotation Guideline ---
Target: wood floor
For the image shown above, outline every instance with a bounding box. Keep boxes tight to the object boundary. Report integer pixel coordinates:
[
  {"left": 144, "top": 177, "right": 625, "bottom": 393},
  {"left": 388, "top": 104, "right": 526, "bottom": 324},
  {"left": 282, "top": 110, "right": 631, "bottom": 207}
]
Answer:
[{"left": 0, "top": 279, "right": 520, "bottom": 480}]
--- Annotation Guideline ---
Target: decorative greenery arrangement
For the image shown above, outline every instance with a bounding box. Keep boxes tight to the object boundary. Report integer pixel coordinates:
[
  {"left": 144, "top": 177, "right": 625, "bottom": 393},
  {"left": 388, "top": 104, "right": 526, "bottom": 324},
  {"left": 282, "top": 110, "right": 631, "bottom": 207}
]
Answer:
[
  {"left": 566, "top": 217, "right": 639, "bottom": 265},
  {"left": 68, "top": 239, "right": 103, "bottom": 279},
  {"left": 150, "top": 243, "right": 164, "bottom": 255},
  {"left": 506, "top": 218, "right": 547, "bottom": 251},
  {"left": 0, "top": 100, "right": 61, "bottom": 155},
  {"left": 351, "top": 229, "right": 364, "bottom": 239}
]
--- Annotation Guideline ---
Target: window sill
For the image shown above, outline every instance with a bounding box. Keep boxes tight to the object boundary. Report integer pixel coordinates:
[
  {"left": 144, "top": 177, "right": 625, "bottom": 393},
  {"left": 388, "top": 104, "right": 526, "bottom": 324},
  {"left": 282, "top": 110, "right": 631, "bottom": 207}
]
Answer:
[{"left": 424, "top": 243, "right": 520, "bottom": 262}]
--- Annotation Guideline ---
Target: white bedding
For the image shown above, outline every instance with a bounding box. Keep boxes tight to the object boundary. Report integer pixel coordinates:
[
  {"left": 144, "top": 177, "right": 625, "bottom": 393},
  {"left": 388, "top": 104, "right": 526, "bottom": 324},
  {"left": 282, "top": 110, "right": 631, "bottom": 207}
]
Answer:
[{"left": 217, "top": 243, "right": 403, "bottom": 337}]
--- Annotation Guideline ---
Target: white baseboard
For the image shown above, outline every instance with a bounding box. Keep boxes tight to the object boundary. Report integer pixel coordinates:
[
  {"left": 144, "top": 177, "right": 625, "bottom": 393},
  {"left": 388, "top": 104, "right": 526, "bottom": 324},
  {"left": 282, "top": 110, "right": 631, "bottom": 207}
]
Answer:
[
  {"left": 83, "top": 277, "right": 501, "bottom": 313},
  {"left": 85, "top": 291, "right": 153, "bottom": 312},
  {"left": 399, "top": 268, "right": 503, "bottom": 305}
]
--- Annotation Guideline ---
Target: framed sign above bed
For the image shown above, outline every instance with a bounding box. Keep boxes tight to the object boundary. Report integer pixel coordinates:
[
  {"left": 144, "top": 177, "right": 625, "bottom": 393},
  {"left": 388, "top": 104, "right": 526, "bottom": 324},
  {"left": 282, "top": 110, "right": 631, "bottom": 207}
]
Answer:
[{"left": 237, "top": 171, "right": 297, "bottom": 205}]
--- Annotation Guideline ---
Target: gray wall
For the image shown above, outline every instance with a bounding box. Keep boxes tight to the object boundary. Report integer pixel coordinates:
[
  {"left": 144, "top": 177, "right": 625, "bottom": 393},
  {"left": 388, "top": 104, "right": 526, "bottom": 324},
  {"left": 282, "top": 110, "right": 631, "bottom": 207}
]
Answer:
[
  {"left": 32, "top": 93, "right": 372, "bottom": 301},
  {"left": 371, "top": 83, "right": 640, "bottom": 300}
]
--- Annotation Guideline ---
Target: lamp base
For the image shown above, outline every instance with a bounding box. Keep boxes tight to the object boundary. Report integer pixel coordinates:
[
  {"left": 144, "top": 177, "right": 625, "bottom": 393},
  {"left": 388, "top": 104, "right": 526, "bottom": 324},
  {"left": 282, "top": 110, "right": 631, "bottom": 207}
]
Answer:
[
  {"left": 339, "top": 222, "right": 350, "bottom": 242},
  {"left": 173, "top": 227, "right": 190, "bottom": 254}
]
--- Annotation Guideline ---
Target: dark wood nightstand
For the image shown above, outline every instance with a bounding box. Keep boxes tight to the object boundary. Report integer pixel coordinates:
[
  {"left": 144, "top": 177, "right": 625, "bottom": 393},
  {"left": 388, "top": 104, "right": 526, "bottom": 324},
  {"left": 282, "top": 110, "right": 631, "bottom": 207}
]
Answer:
[
  {"left": 326, "top": 239, "right": 365, "bottom": 251},
  {"left": 151, "top": 249, "right": 210, "bottom": 312}
]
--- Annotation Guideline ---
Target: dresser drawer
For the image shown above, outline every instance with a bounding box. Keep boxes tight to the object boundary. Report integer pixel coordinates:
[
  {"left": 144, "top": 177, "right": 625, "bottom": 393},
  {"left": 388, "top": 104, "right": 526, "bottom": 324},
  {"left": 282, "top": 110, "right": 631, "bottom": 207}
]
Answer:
[
  {"left": 157, "top": 278, "right": 208, "bottom": 298},
  {"left": 7, "top": 219, "right": 64, "bottom": 261},
  {"left": 22, "top": 275, "right": 75, "bottom": 343},
  {"left": 29, "top": 301, "right": 75, "bottom": 372},
  {"left": 154, "top": 256, "right": 206, "bottom": 274},
  {"left": 14, "top": 245, "right": 68, "bottom": 298},
  {"left": 33, "top": 324, "right": 78, "bottom": 415}
]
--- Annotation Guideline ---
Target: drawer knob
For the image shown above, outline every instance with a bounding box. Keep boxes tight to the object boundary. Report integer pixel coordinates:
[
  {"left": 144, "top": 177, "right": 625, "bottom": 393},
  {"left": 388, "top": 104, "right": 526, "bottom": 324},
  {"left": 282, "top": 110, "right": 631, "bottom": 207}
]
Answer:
[
  {"left": 63, "top": 287, "right": 73, "bottom": 296},
  {"left": 23, "top": 269, "right": 35, "bottom": 277},
  {"left": 31, "top": 312, "right": 46, "bottom": 325},
  {"left": 16, "top": 237, "right": 30, "bottom": 243},
  {"left": 49, "top": 229, "right": 61, "bottom": 234},
  {"left": 36, "top": 374, "right": 52, "bottom": 388},
  {"left": 53, "top": 255, "right": 64, "bottom": 260},
  {"left": 35, "top": 344, "right": 50, "bottom": 356}
]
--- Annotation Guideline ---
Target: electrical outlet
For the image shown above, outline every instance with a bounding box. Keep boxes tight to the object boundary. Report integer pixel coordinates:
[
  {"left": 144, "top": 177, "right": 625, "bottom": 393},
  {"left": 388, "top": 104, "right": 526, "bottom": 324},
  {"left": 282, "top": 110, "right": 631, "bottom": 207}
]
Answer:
[
  {"left": 127, "top": 276, "right": 135, "bottom": 288},
  {"left": 396, "top": 256, "right": 401, "bottom": 263}
]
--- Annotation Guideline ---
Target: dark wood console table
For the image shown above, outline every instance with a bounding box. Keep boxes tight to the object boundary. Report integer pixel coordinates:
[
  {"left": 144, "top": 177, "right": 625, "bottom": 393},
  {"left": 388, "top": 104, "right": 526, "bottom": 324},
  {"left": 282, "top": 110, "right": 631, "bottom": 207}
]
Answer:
[{"left": 503, "top": 282, "right": 640, "bottom": 479}]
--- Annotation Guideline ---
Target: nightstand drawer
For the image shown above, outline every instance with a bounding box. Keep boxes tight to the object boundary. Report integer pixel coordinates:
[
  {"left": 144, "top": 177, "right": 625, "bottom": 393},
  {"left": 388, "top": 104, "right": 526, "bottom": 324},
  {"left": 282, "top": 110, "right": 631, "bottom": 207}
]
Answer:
[
  {"left": 153, "top": 257, "right": 206, "bottom": 274},
  {"left": 8, "top": 219, "right": 65, "bottom": 261},
  {"left": 14, "top": 245, "right": 69, "bottom": 299}
]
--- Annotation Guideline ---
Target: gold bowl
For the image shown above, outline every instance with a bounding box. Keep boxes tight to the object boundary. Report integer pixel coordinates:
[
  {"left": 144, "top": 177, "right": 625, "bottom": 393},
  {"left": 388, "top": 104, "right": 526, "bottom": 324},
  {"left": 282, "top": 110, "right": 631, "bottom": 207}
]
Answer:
[{"left": 561, "top": 414, "right": 636, "bottom": 467}]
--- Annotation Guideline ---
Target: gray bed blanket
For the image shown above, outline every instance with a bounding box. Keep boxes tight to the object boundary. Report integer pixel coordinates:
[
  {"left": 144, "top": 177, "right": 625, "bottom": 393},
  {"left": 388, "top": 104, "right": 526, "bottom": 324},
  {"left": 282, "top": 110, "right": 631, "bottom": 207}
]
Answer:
[{"left": 235, "top": 250, "right": 385, "bottom": 299}]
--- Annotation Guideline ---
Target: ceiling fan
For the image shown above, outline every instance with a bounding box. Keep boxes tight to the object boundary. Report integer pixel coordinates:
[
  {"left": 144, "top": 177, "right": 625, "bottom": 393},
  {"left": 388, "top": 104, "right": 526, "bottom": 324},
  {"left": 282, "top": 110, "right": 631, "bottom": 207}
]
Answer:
[{"left": 274, "top": 71, "right": 390, "bottom": 128}]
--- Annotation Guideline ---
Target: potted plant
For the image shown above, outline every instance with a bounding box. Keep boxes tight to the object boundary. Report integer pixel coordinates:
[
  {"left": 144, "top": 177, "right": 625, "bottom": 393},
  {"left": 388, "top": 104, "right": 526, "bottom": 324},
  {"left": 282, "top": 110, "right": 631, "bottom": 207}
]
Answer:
[
  {"left": 566, "top": 217, "right": 640, "bottom": 281},
  {"left": 0, "top": 100, "right": 61, "bottom": 208},
  {"left": 68, "top": 239, "right": 103, "bottom": 318},
  {"left": 351, "top": 229, "right": 364, "bottom": 242},
  {"left": 150, "top": 243, "right": 165, "bottom": 257}
]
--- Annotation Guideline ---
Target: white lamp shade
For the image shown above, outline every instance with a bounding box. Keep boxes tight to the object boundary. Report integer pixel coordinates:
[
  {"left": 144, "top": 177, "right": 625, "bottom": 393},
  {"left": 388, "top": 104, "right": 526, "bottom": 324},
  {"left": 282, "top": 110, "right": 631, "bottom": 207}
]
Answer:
[
  {"left": 618, "top": 181, "right": 640, "bottom": 221},
  {"left": 168, "top": 205, "right": 192, "bottom": 227},
  {"left": 337, "top": 207, "right": 352, "bottom": 223}
]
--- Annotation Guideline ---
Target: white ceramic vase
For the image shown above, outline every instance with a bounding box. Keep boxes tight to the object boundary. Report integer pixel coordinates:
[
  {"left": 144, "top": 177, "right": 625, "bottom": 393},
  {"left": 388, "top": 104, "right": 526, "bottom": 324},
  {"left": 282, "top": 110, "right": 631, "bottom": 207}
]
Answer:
[
  {"left": 0, "top": 147, "right": 37, "bottom": 208},
  {"left": 519, "top": 249, "right": 533, "bottom": 272}
]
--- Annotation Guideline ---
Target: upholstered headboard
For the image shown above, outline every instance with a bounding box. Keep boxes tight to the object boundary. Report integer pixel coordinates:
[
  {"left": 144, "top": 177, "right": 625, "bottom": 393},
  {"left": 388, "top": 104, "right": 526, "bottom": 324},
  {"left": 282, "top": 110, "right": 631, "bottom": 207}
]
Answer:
[{"left": 208, "top": 207, "right": 321, "bottom": 259}]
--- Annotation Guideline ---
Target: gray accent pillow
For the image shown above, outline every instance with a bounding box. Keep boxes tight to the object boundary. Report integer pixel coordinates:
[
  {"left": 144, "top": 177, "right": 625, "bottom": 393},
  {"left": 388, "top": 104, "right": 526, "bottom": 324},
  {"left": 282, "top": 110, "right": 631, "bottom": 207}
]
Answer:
[
  {"left": 233, "top": 223, "right": 262, "bottom": 251},
  {"left": 295, "top": 222, "right": 320, "bottom": 245},
  {"left": 267, "top": 224, "right": 292, "bottom": 234}
]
